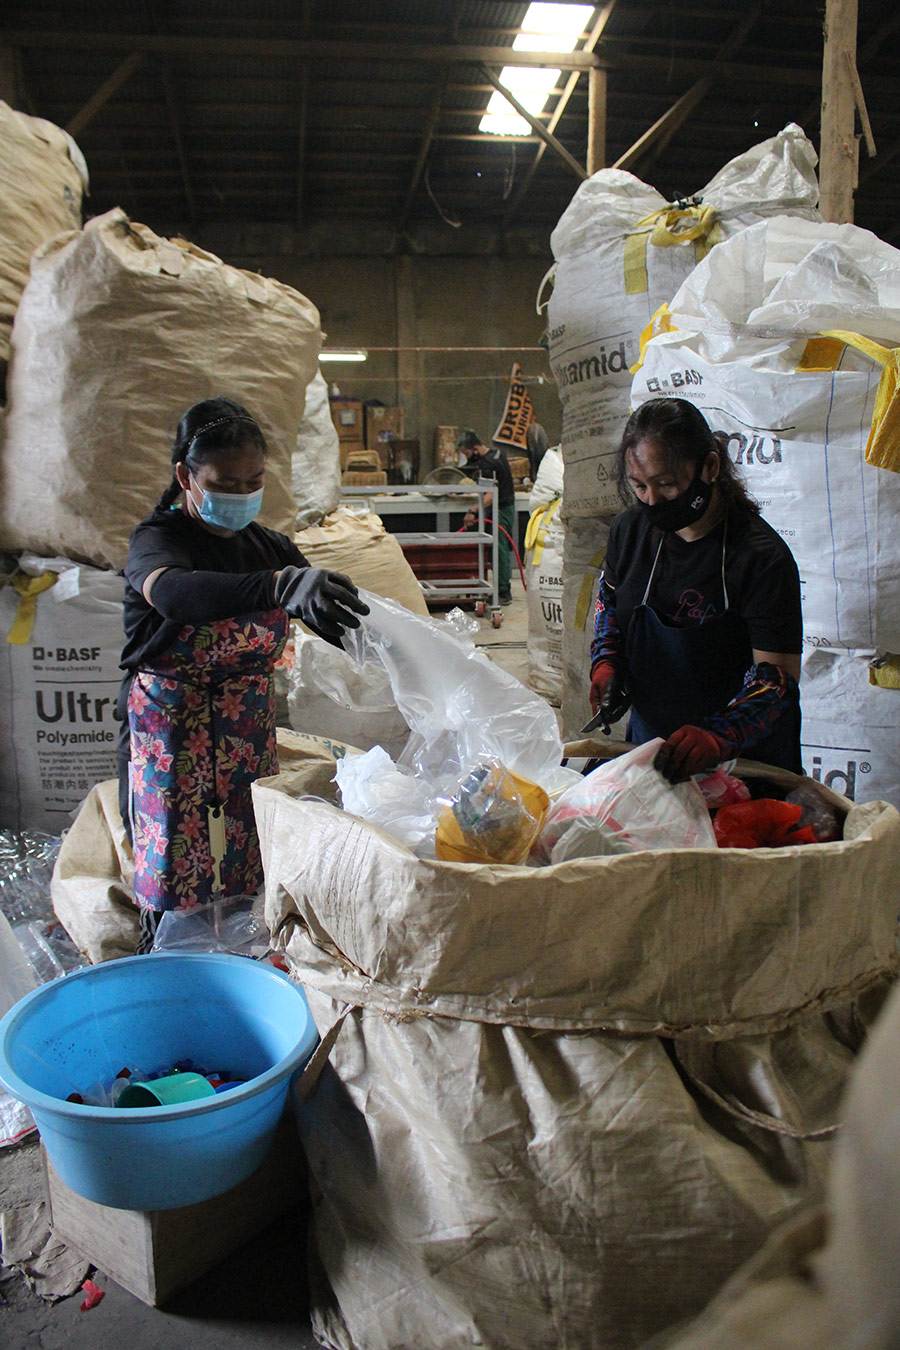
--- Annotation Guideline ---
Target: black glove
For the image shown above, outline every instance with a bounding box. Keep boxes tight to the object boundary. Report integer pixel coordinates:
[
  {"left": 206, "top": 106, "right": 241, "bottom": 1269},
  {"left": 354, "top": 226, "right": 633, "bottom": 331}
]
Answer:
[{"left": 274, "top": 567, "right": 369, "bottom": 644}]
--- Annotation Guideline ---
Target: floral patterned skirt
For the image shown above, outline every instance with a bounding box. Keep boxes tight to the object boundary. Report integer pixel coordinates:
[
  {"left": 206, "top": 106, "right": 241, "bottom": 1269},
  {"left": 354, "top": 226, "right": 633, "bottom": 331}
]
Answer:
[{"left": 127, "top": 609, "right": 288, "bottom": 912}]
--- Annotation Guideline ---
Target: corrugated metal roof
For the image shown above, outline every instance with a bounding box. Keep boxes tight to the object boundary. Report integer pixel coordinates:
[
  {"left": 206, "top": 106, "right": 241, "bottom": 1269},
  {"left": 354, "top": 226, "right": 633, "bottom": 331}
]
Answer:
[{"left": 2, "top": 0, "right": 898, "bottom": 243}]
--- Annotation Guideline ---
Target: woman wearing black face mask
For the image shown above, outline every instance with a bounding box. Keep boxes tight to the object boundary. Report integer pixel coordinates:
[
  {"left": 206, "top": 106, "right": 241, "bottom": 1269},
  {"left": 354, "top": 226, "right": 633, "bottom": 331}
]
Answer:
[{"left": 588, "top": 397, "right": 802, "bottom": 782}]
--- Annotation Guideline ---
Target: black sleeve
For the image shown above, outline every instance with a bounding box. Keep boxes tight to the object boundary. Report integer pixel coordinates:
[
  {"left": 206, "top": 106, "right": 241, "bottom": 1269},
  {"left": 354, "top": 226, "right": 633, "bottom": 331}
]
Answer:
[
  {"left": 149, "top": 568, "right": 277, "bottom": 625},
  {"left": 733, "top": 527, "right": 803, "bottom": 654}
]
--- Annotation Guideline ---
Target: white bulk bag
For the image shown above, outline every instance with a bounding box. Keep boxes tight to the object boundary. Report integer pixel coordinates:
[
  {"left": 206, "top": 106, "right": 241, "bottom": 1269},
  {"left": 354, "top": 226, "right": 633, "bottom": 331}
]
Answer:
[
  {"left": 0, "top": 101, "right": 87, "bottom": 378},
  {"left": 293, "top": 369, "right": 342, "bottom": 528},
  {"left": 525, "top": 448, "right": 566, "bottom": 701},
  {"left": 0, "top": 208, "right": 321, "bottom": 568},
  {"left": 631, "top": 217, "right": 900, "bottom": 651},
  {"left": 547, "top": 125, "right": 819, "bottom": 519},
  {"left": 0, "top": 557, "right": 124, "bottom": 832},
  {"left": 800, "top": 647, "right": 900, "bottom": 811},
  {"left": 254, "top": 760, "right": 900, "bottom": 1350}
]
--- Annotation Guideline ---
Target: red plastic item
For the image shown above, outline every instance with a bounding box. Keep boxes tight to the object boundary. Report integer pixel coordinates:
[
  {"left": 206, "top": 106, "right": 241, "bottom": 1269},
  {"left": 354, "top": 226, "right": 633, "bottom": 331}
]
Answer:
[
  {"left": 80, "top": 1278, "right": 105, "bottom": 1311},
  {"left": 714, "top": 798, "right": 819, "bottom": 849}
]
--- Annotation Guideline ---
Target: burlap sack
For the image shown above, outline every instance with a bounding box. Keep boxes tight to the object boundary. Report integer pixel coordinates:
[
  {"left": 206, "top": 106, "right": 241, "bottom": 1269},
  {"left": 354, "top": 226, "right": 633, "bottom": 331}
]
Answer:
[
  {"left": 295, "top": 508, "right": 428, "bottom": 615},
  {"left": 253, "top": 762, "right": 900, "bottom": 1350},
  {"left": 0, "top": 101, "right": 86, "bottom": 382},
  {"left": 50, "top": 779, "right": 139, "bottom": 964},
  {"left": 50, "top": 729, "right": 355, "bottom": 964},
  {"left": 0, "top": 207, "right": 321, "bottom": 568},
  {"left": 654, "top": 978, "right": 900, "bottom": 1349}
]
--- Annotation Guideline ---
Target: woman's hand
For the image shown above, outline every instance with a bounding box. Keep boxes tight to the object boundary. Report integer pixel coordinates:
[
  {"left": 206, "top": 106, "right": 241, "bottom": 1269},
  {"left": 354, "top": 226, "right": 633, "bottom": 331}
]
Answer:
[
  {"left": 275, "top": 567, "right": 369, "bottom": 641},
  {"left": 654, "top": 726, "right": 724, "bottom": 783},
  {"left": 589, "top": 660, "right": 628, "bottom": 720}
]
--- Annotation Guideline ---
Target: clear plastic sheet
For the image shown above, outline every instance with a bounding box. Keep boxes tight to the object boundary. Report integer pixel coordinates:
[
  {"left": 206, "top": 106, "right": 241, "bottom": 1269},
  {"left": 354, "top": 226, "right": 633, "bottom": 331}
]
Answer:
[
  {"left": 341, "top": 591, "right": 564, "bottom": 804},
  {"left": 150, "top": 892, "right": 269, "bottom": 957}
]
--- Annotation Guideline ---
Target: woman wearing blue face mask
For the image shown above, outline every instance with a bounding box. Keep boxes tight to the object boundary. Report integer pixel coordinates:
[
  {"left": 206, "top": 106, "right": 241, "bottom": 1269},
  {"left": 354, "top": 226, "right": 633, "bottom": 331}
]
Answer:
[
  {"left": 118, "top": 396, "right": 368, "bottom": 949},
  {"left": 588, "top": 397, "right": 802, "bottom": 783}
]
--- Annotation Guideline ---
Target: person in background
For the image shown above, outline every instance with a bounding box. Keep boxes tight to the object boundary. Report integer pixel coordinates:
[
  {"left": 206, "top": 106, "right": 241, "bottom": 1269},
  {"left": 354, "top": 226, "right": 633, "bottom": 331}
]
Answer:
[
  {"left": 589, "top": 397, "right": 802, "bottom": 782},
  {"left": 118, "top": 395, "right": 368, "bottom": 951},
  {"left": 458, "top": 429, "right": 515, "bottom": 605}
]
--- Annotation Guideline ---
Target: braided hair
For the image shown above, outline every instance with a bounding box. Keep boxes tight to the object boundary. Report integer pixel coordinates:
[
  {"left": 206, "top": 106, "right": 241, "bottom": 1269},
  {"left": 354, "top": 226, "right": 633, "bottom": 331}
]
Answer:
[
  {"left": 156, "top": 396, "right": 268, "bottom": 509},
  {"left": 615, "top": 397, "right": 759, "bottom": 517}
]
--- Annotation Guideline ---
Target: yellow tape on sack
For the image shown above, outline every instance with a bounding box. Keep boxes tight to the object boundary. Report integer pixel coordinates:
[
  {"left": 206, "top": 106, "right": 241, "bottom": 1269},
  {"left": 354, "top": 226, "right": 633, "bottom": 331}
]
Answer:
[
  {"left": 573, "top": 549, "right": 607, "bottom": 632},
  {"left": 6, "top": 572, "right": 58, "bottom": 645},
  {"left": 524, "top": 498, "right": 561, "bottom": 567},
  {"left": 869, "top": 655, "right": 900, "bottom": 690},
  {"left": 816, "top": 330, "right": 900, "bottom": 473},
  {"left": 623, "top": 205, "right": 721, "bottom": 297},
  {"left": 631, "top": 302, "right": 676, "bottom": 374}
]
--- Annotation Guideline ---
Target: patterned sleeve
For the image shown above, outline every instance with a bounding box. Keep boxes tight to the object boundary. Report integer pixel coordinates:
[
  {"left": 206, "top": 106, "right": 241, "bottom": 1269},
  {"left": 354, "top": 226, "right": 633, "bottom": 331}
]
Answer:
[
  {"left": 702, "top": 662, "right": 798, "bottom": 753},
  {"left": 590, "top": 571, "right": 621, "bottom": 671}
]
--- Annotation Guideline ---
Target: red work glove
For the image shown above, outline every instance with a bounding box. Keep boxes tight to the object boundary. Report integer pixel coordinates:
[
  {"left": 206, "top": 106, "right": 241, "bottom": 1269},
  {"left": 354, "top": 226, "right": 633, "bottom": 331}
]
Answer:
[
  {"left": 654, "top": 725, "right": 725, "bottom": 784},
  {"left": 589, "top": 660, "right": 619, "bottom": 715}
]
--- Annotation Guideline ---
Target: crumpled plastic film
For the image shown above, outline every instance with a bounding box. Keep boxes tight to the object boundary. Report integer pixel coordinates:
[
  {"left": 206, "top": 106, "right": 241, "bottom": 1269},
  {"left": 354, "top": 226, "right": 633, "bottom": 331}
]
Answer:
[{"left": 341, "top": 590, "right": 563, "bottom": 798}]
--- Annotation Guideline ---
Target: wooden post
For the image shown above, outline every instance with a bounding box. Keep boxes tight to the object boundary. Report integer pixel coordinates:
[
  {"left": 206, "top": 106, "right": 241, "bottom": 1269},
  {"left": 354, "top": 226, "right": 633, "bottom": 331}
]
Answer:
[
  {"left": 820, "top": 0, "right": 859, "bottom": 223},
  {"left": 587, "top": 67, "right": 606, "bottom": 174},
  {"left": 395, "top": 256, "right": 421, "bottom": 455}
]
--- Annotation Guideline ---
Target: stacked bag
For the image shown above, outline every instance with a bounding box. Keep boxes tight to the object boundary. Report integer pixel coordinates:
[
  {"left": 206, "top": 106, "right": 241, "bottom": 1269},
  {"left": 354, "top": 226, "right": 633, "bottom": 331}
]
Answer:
[
  {"left": 631, "top": 216, "right": 900, "bottom": 809},
  {"left": 544, "top": 124, "right": 821, "bottom": 731},
  {"left": 0, "top": 188, "right": 326, "bottom": 830},
  {"left": 524, "top": 446, "right": 565, "bottom": 702}
]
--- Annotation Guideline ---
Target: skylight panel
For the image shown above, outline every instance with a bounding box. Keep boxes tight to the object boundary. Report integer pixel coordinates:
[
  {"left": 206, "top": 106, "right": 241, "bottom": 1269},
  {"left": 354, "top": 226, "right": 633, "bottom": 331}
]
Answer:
[{"left": 479, "top": 3, "right": 593, "bottom": 136}]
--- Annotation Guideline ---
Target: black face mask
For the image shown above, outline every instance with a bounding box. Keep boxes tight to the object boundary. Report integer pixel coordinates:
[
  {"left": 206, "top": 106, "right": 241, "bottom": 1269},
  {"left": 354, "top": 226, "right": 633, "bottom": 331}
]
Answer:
[{"left": 641, "top": 470, "right": 714, "bottom": 532}]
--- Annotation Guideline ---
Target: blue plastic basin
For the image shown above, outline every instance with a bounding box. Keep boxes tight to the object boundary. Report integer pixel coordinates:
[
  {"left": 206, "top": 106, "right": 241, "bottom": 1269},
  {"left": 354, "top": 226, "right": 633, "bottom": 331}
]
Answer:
[{"left": 0, "top": 953, "right": 319, "bottom": 1210}]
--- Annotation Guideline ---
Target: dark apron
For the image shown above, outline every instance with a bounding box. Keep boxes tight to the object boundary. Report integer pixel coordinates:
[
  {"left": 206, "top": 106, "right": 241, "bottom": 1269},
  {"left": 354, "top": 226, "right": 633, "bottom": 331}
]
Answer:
[{"left": 625, "top": 528, "right": 801, "bottom": 773}]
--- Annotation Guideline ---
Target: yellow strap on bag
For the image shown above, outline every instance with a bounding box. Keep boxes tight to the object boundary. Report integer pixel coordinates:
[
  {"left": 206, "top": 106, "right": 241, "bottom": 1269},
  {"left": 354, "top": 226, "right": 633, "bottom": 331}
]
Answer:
[
  {"left": 631, "top": 302, "right": 676, "bottom": 374},
  {"left": 6, "top": 572, "right": 58, "bottom": 645},
  {"left": 574, "top": 549, "right": 607, "bottom": 632},
  {"left": 815, "top": 330, "right": 900, "bottom": 474},
  {"left": 623, "top": 205, "right": 721, "bottom": 297},
  {"left": 869, "top": 655, "right": 900, "bottom": 690},
  {"left": 524, "top": 498, "right": 561, "bottom": 567}
]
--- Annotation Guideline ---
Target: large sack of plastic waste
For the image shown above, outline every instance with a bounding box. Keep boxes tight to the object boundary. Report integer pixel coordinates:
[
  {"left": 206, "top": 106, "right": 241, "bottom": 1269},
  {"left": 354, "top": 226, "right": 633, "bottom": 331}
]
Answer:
[
  {"left": 650, "top": 976, "right": 900, "bottom": 1350},
  {"left": 546, "top": 123, "right": 819, "bottom": 523},
  {"left": 0, "top": 101, "right": 87, "bottom": 389},
  {"left": 255, "top": 752, "right": 899, "bottom": 1350},
  {"left": 0, "top": 554, "right": 124, "bottom": 832},
  {"left": 50, "top": 729, "right": 355, "bottom": 965},
  {"left": 251, "top": 595, "right": 900, "bottom": 1349},
  {"left": 0, "top": 207, "right": 321, "bottom": 568},
  {"left": 525, "top": 447, "right": 565, "bottom": 702},
  {"left": 293, "top": 369, "right": 342, "bottom": 529},
  {"left": 631, "top": 216, "right": 900, "bottom": 653},
  {"left": 294, "top": 508, "right": 428, "bottom": 615}
]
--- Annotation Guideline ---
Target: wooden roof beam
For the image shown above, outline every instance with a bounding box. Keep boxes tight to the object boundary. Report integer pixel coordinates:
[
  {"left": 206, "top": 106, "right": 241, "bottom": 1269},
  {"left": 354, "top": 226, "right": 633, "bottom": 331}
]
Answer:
[
  {"left": 66, "top": 50, "right": 143, "bottom": 138},
  {"left": 397, "top": 1, "right": 462, "bottom": 232},
  {"left": 0, "top": 31, "right": 603, "bottom": 70},
  {"left": 614, "top": 1, "right": 765, "bottom": 175},
  {"left": 479, "top": 65, "right": 588, "bottom": 182}
]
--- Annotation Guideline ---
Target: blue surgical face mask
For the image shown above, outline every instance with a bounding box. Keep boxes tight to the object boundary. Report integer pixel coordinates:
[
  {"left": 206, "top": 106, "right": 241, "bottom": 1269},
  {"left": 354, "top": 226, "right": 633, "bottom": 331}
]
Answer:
[{"left": 190, "top": 480, "right": 263, "bottom": 532}]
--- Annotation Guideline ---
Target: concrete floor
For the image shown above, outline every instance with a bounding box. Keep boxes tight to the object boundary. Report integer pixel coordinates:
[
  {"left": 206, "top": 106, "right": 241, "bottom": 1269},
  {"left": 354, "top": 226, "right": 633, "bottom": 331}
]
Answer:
[{"left": 0, "top": 581, "right": 539, "bottom": 1349}]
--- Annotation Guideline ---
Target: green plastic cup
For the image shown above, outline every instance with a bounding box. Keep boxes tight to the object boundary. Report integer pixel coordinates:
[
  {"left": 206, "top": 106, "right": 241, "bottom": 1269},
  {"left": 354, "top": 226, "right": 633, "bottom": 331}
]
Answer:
[{"left": 117, "top": 1071, "right": 216, "bottom": 1108}]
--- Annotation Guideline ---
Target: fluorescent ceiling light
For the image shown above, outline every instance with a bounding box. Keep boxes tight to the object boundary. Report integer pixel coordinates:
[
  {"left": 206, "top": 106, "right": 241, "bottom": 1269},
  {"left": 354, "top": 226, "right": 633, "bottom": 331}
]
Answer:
[
  {"left": 479, "top": 2, "right": 593, "bottom": 136},
  {"left": 319, "top": 349, "right": 368, "bottom": 362}
]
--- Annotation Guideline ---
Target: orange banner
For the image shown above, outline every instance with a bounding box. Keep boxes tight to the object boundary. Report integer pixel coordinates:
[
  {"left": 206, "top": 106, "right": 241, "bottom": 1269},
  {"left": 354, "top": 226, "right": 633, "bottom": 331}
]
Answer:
[{"left": 493, "top": 362, "right": 534, "bottom": 450}]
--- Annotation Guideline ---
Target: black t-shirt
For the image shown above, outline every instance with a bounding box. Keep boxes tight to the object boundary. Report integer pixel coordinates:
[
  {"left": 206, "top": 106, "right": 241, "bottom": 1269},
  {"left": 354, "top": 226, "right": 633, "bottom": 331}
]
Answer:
[
  {"left": 462, "top": 448, "right": 515, "bottom": 510},
  {"left": 121, "top": 506, "right": 307, "bottom": 671},
  {"left": 605, "top": 504, "right": 802, "bottom": 655}
]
